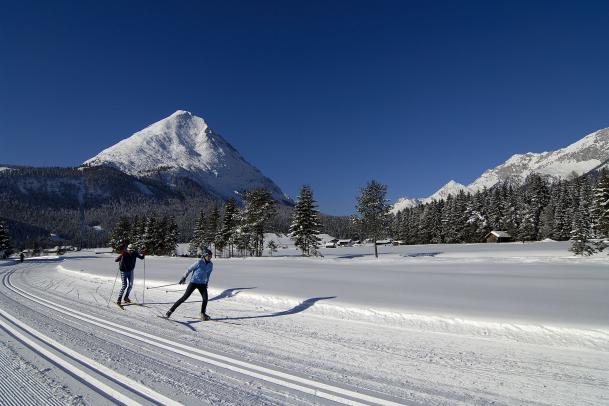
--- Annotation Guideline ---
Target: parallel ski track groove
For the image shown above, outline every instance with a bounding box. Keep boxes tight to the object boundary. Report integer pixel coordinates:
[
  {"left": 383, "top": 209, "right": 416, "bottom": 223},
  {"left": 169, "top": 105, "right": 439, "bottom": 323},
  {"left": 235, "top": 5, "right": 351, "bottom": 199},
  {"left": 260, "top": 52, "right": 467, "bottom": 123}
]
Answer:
[{"left": 5, "top": 267, "right": 407, "bottom": 406}]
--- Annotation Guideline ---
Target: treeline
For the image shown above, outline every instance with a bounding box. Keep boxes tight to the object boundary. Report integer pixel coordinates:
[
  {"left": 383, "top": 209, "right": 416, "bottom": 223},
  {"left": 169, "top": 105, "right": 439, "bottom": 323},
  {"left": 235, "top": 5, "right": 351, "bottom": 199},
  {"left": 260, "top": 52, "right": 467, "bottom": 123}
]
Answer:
[
  {"left": 189, "top": 189, "right": 277, "bottom": 257},
  {"left": 108, "top": 215, "right": 179, "bottom": 256},
  {"left": 392, "top": 169, "right": 609, "bottom": 255}
]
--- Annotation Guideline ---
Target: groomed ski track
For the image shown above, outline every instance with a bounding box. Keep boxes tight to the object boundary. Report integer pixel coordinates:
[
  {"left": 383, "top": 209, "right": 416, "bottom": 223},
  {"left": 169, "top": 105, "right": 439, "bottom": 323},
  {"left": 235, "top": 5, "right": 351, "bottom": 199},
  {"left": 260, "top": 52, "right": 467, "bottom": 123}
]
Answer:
[
  {"left": 1, "top": 253, "right": 608, "bottom": 406},
  {"left": 0, "top": 262, "right": 409, "bottom": 405}
]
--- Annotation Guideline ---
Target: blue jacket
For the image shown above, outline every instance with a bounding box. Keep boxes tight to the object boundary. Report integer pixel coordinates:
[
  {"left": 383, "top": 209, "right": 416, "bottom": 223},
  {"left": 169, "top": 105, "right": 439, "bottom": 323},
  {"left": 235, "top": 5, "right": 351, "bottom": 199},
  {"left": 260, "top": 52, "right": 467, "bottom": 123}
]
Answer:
[{"left": 183, "top": 259, "right": 213, "bottom": 285}]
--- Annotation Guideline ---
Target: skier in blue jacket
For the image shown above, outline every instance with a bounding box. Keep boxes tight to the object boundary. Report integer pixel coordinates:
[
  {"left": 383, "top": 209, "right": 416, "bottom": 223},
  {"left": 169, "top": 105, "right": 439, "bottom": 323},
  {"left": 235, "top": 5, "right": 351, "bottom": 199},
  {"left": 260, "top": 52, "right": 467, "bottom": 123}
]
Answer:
[{"left": 165, "top": 248, "right": 213, "bottom": 320}]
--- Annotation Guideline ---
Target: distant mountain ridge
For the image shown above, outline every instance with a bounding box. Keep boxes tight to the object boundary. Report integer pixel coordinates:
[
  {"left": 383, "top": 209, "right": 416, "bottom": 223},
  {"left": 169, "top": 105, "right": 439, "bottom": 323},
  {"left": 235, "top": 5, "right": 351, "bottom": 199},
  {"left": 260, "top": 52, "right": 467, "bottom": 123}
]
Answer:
[
  {"left": 84, "top": 110, "right": 291, "bottom": 204},
  {"left": 392, "top": 126, "right": 609, "bottom": 213}
]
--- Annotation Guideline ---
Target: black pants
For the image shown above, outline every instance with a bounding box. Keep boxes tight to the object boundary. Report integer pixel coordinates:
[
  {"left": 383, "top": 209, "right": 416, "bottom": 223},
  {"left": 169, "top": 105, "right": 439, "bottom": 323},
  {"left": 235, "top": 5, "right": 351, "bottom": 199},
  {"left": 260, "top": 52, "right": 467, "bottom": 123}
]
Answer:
[{"left": 169, "top": 283, "right": 208, "bottom": 314}]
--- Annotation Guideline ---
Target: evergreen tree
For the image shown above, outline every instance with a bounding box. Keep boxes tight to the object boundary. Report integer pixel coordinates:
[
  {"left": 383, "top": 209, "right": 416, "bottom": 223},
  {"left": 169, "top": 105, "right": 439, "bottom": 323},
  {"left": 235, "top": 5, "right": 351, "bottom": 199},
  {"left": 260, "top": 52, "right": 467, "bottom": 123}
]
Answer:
[
  {"left": 355, "top": 180, "right": 391, "bottom": 258},
  {"left": 570, "top": 197, "right": 596, "bottom": 256},
  {"left": 218, "top": 199, "right": 238, "bottom": 257},
  {"left": 143, "top": 217, "right": 159, "bottom": 254},
  {"left": 0, "top": 219, "right": 12, "bottom": 258},
  {"left": 552, "top": 182, "right": 572, "bottom": 240},
  {"left": 593, "top": 168, "right": 609, "bottom": 238},
  {"left": 240, "top": 189, "right": 277, "bottom": 257},
  {"left": 289, "top": 185, "right": 322, "bottom": 256},
  {"left": 162, "top": 215, "right": 179, "bottom": 256},
  {"left": 205, "top": 205, "right": 220, "bottom": 252},
  {"left": 189, "top": 210, "right": 207, "bottom": 256},
  {"left": 132, "top": 216, "right": 147, "bottom": 251},
  {"left": 267, "top": 240, "right": 278, "bottom": 256},
  {"left": 109, "top": 217, "right": 131, "bottom": 251}
]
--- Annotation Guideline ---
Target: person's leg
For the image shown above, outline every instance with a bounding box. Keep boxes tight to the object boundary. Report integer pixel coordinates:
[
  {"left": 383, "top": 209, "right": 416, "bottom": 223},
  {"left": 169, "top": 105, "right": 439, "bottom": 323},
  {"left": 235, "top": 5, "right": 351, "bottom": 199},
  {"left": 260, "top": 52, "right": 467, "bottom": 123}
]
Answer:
[
  {"left": 117, "top": 271, "right": 128, "bottom": 303},
  {"left": 197, "top": 284, "right": 209, "bottom": 315},
  {"left": 168, "top": 283, "right": 196, "bottom": 313},
  {"left": 124, "top": 271, "right": 134, "bottom": 301}
]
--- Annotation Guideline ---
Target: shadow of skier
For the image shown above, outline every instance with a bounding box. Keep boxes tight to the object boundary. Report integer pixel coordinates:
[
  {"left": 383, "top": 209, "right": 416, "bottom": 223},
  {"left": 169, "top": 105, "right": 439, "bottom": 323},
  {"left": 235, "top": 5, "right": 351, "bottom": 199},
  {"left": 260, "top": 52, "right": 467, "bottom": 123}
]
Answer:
[
  {"left": 209, "top": 287, "right": 256, "bottom": 301},
  {"left": 215, "top": 296, "right": 337, "bottom": 321}
]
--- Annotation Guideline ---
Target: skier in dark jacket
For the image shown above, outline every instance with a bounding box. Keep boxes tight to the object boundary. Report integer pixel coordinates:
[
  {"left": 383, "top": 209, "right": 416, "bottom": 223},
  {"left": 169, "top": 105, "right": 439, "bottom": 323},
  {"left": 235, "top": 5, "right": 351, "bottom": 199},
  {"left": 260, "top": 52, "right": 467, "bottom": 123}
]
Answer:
[
  {"left": 115, "top": 244, "right": 145, "bottom": 305},
  {"left": 165, "top": 248, "right": 213, "bottom": 320}
]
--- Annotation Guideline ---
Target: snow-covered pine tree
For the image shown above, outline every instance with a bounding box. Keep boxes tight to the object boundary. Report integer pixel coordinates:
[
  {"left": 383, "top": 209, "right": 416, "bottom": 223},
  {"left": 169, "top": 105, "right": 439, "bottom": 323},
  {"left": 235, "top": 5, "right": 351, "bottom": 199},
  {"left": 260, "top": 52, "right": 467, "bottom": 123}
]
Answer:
[
  {"left": 240, "top": 189, "right": 276, "bottom": 257},
  {"left": 500, "top": 184, "right": 519, "bottom": 237},
  {"left": 143, "top": 216, "right": 159, "bottom": 255},
  {"left": 109, "top": 217, "right": 131, "bottom": 251},
  {"left": 0, "top": 219, "right": 12, "bottom": 259},
  {"left": 163, "top": 215, "right": 179, "bottom": 256},
  {"left": 552, "top": 182, "right": 571, "bottom": 240},
  {"left": 440, "top": 195, "right": 455, "bottom": 243},
  {"left": 205, "top": 205, "right": 220, "bottom": 252},
  {"left": 516, "top": 190, "right": 535, "bottom": 242},
  {"left": 465, "top": 191, "right": 488, "bottom": 242},
  {"left": 189, "top": 210, "right": 207, "bottom": 256},
  {"left": 133, "top": 216, "right": 147, "bottom": 251},
  {"left": 526, "top": 174, "right": 550, "bottom": 240},
  {"left": 570, "top": 192, "right": 596, "bottom": 256},
  {"left": 593, "top": 168, "right": 609, "bottom": 240},
  {"left": 218, "top": 199, "right": 238, "bottom": 257},
  {"left": 355, "top": 180, "right": 391, "bottom": 258},
  {"left": 289, "top": 185, "right": 322, "bottom": 256}
]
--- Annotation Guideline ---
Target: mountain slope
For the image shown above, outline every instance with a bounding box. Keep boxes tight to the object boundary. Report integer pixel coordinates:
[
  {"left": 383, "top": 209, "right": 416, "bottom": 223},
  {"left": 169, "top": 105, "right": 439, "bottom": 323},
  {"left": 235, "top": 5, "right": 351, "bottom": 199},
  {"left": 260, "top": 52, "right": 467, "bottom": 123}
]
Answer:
[
  {"left": 84, "top": 110, "right": 291, "bottom": 203},
  {"left": 392, "top": 126, "right": 609, "bottom": 212}
]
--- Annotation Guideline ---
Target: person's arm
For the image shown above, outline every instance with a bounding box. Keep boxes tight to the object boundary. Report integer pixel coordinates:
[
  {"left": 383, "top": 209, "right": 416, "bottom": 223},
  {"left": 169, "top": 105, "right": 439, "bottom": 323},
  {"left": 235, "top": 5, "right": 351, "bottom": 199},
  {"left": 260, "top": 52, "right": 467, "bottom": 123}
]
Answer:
[
  {"left": 115, "top": 254, "right": 123, "bottom": 262},
  {"left": 206, "top": 262, "right": 213, "bottom": 283},
  {"left": 180, "top": 261, "right": 197, "bottom": 284}
]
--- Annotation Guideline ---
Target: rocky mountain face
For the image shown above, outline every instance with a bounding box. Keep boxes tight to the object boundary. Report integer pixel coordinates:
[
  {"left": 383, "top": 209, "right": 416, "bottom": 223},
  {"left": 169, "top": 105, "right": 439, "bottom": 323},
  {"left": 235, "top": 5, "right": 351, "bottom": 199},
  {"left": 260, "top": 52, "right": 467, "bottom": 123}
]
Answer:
[{"left": 392, "top": 126, "right": 609, "bottom": 213}]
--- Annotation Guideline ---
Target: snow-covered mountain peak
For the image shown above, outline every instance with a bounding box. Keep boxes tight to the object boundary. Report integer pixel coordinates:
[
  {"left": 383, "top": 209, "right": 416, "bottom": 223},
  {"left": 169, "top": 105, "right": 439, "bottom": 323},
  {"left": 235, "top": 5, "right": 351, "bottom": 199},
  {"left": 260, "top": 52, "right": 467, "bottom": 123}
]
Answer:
[
  {"left": 392, "top": 125, "right": 609, "bottom": 213},
  {"left": 83, "top": 111, "right": 289, "bottom": 203},
  {"left": 427, "top": 180, "right": 468, "bottom": 201}
]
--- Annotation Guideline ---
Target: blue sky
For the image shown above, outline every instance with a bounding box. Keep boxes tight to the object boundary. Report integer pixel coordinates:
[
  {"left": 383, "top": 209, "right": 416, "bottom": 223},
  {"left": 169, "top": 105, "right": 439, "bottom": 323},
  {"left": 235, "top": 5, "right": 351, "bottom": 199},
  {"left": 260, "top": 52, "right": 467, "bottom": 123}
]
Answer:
[{"left": 2, "top": 1, "right": 609, "bottom": 215}]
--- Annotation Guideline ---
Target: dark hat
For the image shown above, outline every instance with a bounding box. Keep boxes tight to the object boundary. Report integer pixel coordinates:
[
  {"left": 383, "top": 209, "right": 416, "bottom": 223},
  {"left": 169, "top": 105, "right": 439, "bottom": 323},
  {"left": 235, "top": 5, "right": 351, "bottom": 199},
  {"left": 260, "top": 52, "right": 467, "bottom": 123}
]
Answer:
[{"left": 201, "top": 248, "right": 212, "bottom": 257}]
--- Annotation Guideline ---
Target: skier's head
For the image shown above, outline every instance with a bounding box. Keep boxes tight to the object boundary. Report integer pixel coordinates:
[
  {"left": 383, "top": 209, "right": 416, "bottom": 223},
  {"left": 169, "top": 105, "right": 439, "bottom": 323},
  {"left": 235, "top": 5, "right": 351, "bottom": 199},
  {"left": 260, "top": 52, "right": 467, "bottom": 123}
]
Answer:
[
  {"left": 127, "top": 244, "right": 135, "bottom": 252},
  {"left": 201, "top": 248, "right": 212, "bottom": 259}
]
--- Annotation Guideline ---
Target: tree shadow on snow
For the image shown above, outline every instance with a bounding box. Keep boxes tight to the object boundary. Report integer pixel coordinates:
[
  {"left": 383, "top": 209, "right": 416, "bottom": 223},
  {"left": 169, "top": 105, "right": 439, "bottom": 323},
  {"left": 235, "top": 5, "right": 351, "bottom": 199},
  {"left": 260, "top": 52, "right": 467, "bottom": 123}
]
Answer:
[
  {"left": 403, "top": 252, "right": 442, "bottom": 257},
  {"left": 215, "top": 296, "right": 337, "bottom": 321},
  {"left": 336, "top": 254, "right": 370, "bottom": 259}
]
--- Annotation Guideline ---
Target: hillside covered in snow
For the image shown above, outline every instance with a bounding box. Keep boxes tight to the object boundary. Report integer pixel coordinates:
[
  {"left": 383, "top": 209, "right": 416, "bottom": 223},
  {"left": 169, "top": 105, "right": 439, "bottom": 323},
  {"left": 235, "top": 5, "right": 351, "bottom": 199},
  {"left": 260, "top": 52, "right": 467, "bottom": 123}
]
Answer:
[
  {"left": 84, "top": 110, "right": 291, "bottom": 204},
  {"left": 393, "top": 126, "right": 609, "bottom": 212}
]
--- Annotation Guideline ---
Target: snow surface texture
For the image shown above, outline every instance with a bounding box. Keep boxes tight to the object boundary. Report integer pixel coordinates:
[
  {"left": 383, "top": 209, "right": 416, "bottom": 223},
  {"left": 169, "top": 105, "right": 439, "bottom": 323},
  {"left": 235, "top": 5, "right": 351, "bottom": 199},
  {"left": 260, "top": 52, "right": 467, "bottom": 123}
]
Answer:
[
  {"left": 60, "top": 240, "right": 609, "bottom": 350},
  {"left": 2, "top": 241, "right": 608, "bottom": 405},
  {"left": 392, "top": 126, "right": 609, "bottom": 212},
  {"left": 83, "top": 110, "right": 289, "bottom": 202}
]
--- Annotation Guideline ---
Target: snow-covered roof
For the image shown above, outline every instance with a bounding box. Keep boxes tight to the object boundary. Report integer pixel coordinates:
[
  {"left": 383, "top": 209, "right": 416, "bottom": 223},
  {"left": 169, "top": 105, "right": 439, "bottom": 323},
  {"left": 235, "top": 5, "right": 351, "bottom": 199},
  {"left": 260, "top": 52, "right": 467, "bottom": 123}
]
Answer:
[{"left": 488, "top": 231, "right": 511, "bottom": 238}]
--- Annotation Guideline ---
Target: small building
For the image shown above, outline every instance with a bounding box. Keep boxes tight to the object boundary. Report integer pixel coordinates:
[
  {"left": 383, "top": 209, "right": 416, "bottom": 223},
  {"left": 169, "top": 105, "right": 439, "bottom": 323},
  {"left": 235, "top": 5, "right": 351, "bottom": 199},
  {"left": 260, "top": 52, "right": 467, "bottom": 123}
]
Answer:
[
  {"left": 324, "top": 241, "right": 337, "bottom": 248},
  {"left": 485, "top": 231, "right": 512, "bottom": 243},
  {"left": 337, "top": 239, "right": 352, "bottom": 247}
]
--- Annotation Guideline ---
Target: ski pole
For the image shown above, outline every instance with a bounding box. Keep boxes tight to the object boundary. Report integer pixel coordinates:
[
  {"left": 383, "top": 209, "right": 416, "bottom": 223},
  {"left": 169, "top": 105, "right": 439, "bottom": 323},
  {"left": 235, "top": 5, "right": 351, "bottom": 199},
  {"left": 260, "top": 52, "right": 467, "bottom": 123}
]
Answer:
[
  {"left": 107, "top": 268, "right": 120, "bottom": 307},
  {"left": 146, "top": 283, "right": 179, "bottom": 290}
]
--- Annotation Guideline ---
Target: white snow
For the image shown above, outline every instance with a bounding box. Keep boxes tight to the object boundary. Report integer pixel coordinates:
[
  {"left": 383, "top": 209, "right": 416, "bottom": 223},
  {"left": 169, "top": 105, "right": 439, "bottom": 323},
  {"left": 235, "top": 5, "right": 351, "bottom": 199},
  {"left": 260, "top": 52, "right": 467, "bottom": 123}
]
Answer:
[
  {"left": 3, "top": 240, "right": 609, "bottom": 404},
  {"left": 82, "top": 110, "right": 289, "bottom": 202}
]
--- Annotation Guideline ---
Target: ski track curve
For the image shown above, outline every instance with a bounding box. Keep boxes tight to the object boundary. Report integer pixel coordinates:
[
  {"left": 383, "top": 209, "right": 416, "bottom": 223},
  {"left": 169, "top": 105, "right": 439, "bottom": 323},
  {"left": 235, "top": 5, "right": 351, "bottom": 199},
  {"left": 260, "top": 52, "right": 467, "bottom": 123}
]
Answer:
[{"left": 1, "top": 264, "right": 409, "bottom": 406}]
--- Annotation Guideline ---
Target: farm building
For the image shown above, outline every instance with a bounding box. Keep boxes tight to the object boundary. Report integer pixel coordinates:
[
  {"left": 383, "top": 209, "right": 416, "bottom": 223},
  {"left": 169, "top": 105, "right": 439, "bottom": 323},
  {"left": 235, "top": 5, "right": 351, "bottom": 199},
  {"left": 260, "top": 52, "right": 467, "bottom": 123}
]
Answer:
[{"left": 485, "top": 231, "right": 512, "bottom": 243}]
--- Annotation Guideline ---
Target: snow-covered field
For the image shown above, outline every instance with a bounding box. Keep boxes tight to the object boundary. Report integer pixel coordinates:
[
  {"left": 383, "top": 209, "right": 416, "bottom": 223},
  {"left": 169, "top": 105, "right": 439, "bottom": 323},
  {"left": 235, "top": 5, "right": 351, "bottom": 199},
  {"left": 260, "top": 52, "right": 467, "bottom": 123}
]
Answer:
[{"left": 1, "top": 241, "right": 608, "bottom": 405}]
